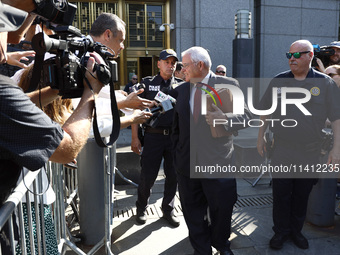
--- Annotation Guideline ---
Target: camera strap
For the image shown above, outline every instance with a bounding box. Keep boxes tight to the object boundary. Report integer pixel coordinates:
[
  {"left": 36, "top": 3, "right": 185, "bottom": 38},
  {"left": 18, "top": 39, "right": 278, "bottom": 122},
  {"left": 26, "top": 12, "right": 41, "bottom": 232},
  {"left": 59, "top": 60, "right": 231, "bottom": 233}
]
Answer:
[
  {"left": 27, "top": 52, "right": 45, "bottom": 93},
  {"left": 92, "top": 61, "right": 121, "bottom": 148}
]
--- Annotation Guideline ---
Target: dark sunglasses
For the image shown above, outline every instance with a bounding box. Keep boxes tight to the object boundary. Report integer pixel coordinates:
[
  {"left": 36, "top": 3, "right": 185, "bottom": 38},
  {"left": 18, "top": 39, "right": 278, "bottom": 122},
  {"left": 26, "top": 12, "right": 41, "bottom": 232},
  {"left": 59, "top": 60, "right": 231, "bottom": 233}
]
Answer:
[
  {"left": 216, "top": 71, "right": 225, "bottom": 74},
  {"left": 132, "top": 78, "right": 138, "bottom": 80},
  {"left": 286, "top": 51, "right": 310, "bottom": 59}
]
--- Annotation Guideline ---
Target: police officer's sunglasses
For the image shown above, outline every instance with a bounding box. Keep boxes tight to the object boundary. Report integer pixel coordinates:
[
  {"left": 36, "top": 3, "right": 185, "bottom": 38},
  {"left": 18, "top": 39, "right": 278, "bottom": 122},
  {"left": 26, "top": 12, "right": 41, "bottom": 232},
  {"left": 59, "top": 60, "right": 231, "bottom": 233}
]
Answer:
[{"left": 286, "top": 51, "right": 310, "bottom": 59}]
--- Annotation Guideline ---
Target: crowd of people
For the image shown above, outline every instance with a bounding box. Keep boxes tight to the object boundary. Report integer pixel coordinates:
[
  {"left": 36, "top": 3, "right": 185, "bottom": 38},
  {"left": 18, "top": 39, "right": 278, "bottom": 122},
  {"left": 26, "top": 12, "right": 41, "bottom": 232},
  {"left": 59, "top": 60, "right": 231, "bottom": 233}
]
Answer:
[{"left": 1, "top": 1, "right": 340, "bottom": 255}]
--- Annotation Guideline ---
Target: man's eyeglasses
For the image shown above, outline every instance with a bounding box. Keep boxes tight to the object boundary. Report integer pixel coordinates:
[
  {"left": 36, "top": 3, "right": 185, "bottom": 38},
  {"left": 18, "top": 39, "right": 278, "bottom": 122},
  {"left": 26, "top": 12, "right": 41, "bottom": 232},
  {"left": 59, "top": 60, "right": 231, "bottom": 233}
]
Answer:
[
  {"left": 216, "top": 70, "right": 225, "bottom": 74},
  {"left": 132, "top": 78, "right": 138, "bottom": 80},
  {"left": 286, "top": 51, "right": 310, "bottom": 59}
]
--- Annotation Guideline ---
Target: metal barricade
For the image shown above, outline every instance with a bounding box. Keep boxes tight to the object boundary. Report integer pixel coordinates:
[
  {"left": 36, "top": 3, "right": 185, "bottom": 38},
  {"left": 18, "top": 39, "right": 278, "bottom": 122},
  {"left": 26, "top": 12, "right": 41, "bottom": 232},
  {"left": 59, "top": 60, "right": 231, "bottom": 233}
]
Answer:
[
  {"left": 55, "top": 146, "right": 115, "bottom": 255},
  {"left": 0, "top": 169, "right": 45, "bottom": 255},
  {"left": 1, "top": 147, "right": 116, "bottom": 255}
]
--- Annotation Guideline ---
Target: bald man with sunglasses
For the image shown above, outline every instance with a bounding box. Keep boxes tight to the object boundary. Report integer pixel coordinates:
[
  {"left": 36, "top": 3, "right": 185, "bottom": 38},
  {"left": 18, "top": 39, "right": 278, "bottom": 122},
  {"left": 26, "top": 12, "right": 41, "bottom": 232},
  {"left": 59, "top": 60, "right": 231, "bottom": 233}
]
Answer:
[{"left": 257, "top": 40, "right": 340, "bottom": 251}]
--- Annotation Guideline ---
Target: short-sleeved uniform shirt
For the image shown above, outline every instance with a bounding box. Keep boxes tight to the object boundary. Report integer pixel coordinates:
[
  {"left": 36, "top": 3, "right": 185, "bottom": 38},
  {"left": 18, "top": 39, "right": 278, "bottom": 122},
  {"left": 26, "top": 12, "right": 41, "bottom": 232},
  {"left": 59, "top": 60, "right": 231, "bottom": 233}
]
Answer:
[
  {"left": 259, "top": 68, "right": 340, "bottom": 144},
  {"left": 0, "top": 74, "right": 64, "bottom": 196},
  {"left": 139, "top": 73, "right": 182, "bottom": 128}
]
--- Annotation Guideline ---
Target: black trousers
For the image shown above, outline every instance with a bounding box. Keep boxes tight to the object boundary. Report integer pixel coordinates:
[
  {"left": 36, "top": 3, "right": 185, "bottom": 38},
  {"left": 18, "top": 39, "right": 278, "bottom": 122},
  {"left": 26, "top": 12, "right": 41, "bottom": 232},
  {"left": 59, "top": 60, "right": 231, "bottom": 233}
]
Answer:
[
  {"left": 177, "top": 174, "right": 237, "bottom": 255},
  {"left": 270, "top": 144, "right": 319, "bottom": 235},
  {"left": 136, "top": 132, "right": 177, "bottom": 213}
]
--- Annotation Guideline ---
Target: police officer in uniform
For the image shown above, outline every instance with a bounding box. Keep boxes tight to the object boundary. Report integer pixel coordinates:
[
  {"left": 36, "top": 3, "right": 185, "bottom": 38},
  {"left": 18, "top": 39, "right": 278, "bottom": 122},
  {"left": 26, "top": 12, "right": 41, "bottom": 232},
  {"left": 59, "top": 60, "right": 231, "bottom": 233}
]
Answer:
[
  {"left": 257, "top": 40, "right": 340, "bottom": 251},
  {"left": 131, "top": 49, "right": 182, "bottom": 227}
]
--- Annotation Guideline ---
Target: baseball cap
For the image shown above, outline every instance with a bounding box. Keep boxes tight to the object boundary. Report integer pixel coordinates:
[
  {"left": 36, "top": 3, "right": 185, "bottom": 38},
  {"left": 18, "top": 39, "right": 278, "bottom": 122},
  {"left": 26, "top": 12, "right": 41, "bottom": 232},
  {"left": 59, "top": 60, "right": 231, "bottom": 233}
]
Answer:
[
  {"left": 0, "top": 2, "right": 28, "bottom": 33},
  {"left": 159, "top": 49, "right": 178, "bottom": 61},
  {"left": 326, "top": 41, "right": 340, "bottom": 49}
]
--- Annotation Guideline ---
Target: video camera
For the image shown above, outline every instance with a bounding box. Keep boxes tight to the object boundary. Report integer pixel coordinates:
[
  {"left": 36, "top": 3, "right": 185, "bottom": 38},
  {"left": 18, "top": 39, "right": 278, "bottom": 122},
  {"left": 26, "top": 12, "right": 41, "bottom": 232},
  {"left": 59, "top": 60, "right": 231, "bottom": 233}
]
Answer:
[
  {"left": 312, "top": 44, "right": 335, "bottom": 68},
  {"left": 28, "top": 1, "right": 117, "bottom": 98},
  {"left": 144, "top": 88, "right": 178, "bottom": 128},
  {"left": 32, "top": 0, "right": 77, "bottom": 26},
  {"left": 30, "top": 25, "right": 117, "bottom": 98}
]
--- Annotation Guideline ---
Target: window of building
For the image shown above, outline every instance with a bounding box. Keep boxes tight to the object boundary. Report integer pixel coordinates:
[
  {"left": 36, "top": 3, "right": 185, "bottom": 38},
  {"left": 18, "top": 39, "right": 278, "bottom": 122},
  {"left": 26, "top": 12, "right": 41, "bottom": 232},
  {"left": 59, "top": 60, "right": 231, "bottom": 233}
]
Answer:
[
  {"left": 126, "top": 3, "right": 163, "bottom": 48},
  {"left": 71, "top": 2, "right": 117, "bottom": 35}
]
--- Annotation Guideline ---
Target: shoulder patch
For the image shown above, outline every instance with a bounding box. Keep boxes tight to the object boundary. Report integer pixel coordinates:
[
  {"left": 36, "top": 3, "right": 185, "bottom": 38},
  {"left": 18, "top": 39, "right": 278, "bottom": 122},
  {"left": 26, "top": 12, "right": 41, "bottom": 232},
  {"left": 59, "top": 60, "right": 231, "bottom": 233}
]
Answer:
[{"left": 310, "top": 87, "right": 320, "bottom": 96}]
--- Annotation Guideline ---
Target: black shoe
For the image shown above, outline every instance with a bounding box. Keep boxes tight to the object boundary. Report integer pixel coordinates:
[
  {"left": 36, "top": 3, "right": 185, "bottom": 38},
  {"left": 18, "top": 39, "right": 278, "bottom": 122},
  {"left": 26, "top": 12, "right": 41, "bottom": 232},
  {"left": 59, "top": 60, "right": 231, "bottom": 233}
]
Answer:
[
  {"left": 163, "top": 212, "right": 180, "bottom": 227},
  {"left": 291, "top": 232, "right": 309, "bottom": 249},
  {"left": 136, "top": 210, "right": 147, "bottom": 224},
  {"left": 269, "top": 233, "right": 289, "bottom": 250},
  {"left": 218, "top": 247, "right": 234, "bottom": 255}
]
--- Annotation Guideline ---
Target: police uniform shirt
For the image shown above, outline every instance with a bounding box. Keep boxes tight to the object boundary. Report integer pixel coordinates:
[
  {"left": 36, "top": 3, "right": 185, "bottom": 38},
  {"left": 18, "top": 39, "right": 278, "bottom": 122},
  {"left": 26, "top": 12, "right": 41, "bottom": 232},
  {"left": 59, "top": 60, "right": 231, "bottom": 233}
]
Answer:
[
  {"left": 259, "top": 68, "right": 340, "bottom": 143},
  {"left": 140, "top": 73, "right": 182, "bottom": 128}
]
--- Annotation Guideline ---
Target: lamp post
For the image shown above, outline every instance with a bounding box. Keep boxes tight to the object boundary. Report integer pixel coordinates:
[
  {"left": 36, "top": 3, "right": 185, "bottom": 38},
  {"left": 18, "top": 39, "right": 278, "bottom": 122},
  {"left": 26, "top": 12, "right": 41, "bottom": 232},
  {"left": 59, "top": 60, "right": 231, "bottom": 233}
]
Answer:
[{"left": 235, "top": 10, "right": 251, "bottom": 39}]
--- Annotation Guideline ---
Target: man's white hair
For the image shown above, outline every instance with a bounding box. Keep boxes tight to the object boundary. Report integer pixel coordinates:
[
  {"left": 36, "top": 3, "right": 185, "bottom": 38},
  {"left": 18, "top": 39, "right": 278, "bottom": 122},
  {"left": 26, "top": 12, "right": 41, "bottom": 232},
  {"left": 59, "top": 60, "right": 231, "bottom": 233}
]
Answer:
[{"left": 181, "top": 46, "right": 212, "bottom": 69}]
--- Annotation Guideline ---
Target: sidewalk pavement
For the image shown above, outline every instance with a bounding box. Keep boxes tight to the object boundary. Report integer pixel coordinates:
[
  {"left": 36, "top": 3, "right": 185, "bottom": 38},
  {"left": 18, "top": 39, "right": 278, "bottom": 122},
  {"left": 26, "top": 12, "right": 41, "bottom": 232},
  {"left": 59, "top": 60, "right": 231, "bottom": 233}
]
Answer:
[
  {"left": 109, "top": 174, "right": 340, "bottom": 255},
  {"left": 68, "top": 128, "right": 340, "bottom": 255}
]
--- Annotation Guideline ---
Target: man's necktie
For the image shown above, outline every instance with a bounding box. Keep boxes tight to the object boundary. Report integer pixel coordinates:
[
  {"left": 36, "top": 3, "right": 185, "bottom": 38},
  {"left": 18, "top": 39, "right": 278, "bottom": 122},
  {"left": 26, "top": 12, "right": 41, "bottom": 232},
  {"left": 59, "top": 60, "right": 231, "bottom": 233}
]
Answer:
[{"left": 193, "top": 83, "right": 203, "bottom": 123}]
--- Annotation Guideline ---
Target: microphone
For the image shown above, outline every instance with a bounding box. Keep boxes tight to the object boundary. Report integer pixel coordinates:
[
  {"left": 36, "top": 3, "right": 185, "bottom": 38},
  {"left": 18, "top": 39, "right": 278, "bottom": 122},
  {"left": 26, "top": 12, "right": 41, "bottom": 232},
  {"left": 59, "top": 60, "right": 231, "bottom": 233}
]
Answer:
[{"left": 155, "top": 90, "right": 176, "bottom": 104}]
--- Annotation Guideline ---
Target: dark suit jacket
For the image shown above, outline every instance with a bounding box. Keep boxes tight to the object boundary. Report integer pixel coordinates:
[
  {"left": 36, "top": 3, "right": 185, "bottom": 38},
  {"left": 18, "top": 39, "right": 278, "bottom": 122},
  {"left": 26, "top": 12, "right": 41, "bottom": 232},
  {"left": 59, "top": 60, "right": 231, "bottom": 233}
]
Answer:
[{"left": 172, "top": 73, "right": 252, "bottom": 177}]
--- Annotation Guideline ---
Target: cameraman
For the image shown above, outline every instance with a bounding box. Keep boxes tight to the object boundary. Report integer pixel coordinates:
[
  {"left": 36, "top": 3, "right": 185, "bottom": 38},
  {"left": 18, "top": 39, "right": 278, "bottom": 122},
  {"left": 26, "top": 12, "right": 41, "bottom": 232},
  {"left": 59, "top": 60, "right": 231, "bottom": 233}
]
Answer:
[
  {"left": 0, "top": 2, "right": 105, "bottom": 205},
  {"left": 87, "top": 13, "right": 153, "bottom": 120},
  {"left": 326, "top": 41, "right": 340, "bottom": 66}
]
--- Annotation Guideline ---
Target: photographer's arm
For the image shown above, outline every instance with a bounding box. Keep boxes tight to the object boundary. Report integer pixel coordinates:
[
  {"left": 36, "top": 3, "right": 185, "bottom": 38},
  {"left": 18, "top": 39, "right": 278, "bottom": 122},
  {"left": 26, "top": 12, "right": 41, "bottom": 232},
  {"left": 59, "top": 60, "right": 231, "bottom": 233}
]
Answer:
[
  {"left": 7, "top": 13, "right": 37, "bottom": 44},
  {"left": 27, "top": 87, "right": 59, "bottom": 107},
  {"left": 3, "top": 0, "right": 36, "bottom": 12},
  {"left": 49, "top": 55, "right": 104, "bottom": 164}
]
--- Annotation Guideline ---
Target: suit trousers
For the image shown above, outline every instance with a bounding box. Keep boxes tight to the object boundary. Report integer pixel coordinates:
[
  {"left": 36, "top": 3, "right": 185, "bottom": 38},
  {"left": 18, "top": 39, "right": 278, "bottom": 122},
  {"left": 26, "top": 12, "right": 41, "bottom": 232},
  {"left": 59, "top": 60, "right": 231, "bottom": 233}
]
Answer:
[
  {"left": 270, "top": 144, "right": 319, "bottom": 235},
  {"left": 136, "top": 132, "right": 177, "bottom": 213},
  {"left": 177, "top": 173, "right": 237, "bottom": 254}
]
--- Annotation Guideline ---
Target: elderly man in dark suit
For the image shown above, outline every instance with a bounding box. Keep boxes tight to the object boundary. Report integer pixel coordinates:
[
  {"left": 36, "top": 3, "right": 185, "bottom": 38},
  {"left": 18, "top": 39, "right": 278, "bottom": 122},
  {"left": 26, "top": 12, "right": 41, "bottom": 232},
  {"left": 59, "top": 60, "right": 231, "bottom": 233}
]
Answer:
[{"left": 172, "top": 46, "right": 251, "bottom": 255}]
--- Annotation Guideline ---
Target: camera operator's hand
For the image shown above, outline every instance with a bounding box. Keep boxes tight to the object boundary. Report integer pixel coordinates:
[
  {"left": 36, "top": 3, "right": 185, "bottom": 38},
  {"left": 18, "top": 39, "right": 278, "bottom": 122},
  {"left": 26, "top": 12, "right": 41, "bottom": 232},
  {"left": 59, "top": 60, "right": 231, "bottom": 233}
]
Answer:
[
  {"left": 84, "top": 53, "right": 105, "bottom": 95},
  {"left": 315, "top": 57, "right": 326, "bottom": 73},
  {"left": 6, "top": 51, "right": 35, "bottom": 68},
  {"left": 118, "top": 89, "right": 153, "bottom": 110}
]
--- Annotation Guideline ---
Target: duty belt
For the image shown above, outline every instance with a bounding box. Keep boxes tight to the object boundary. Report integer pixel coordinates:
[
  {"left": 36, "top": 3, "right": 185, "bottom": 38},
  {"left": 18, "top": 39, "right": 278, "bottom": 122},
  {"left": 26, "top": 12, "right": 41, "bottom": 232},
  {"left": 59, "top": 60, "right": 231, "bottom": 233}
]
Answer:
[
  {"left": 274, "top": 136, "right": 321, "bottom": 153},
  {"left": 145, "top": 126, "right": 171, "bottom": 135}
]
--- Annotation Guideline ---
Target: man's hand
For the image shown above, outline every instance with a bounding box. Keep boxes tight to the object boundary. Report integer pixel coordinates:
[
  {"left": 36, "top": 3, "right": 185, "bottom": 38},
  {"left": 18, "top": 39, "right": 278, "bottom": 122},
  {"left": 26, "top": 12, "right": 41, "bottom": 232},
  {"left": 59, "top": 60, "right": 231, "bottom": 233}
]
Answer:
[
  {"left": 6, "top": 51, "right": 35, "bottom": 68},
  {"left": 120, "top": 89, "right": 153, "bottom": 110},
  {"left": 84, "top": 53, "right": 105, "bottom": 95},
  {"left": 131, "top": 137, "right": 142, "bottom": 155},
  {"left": 315, "top": 57, "right": 326, "bottom": 73},
  {"left": 257, "top": 135, "right": 266, "bottom": 157},
  {"left": 327, "top": 147, "right": 340, "bottom": 166},
  {"left": 205, "top": 104, "right": 226, "bottom": 126},
  {"left": 116, "top": 90, "right": 128, "bottom": 97},
  {"left": 120, "top": 110, "right": 152, "bottom": 129},
  {"left": 130, "top": 109, "right": 152, "bottom": 124}
]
